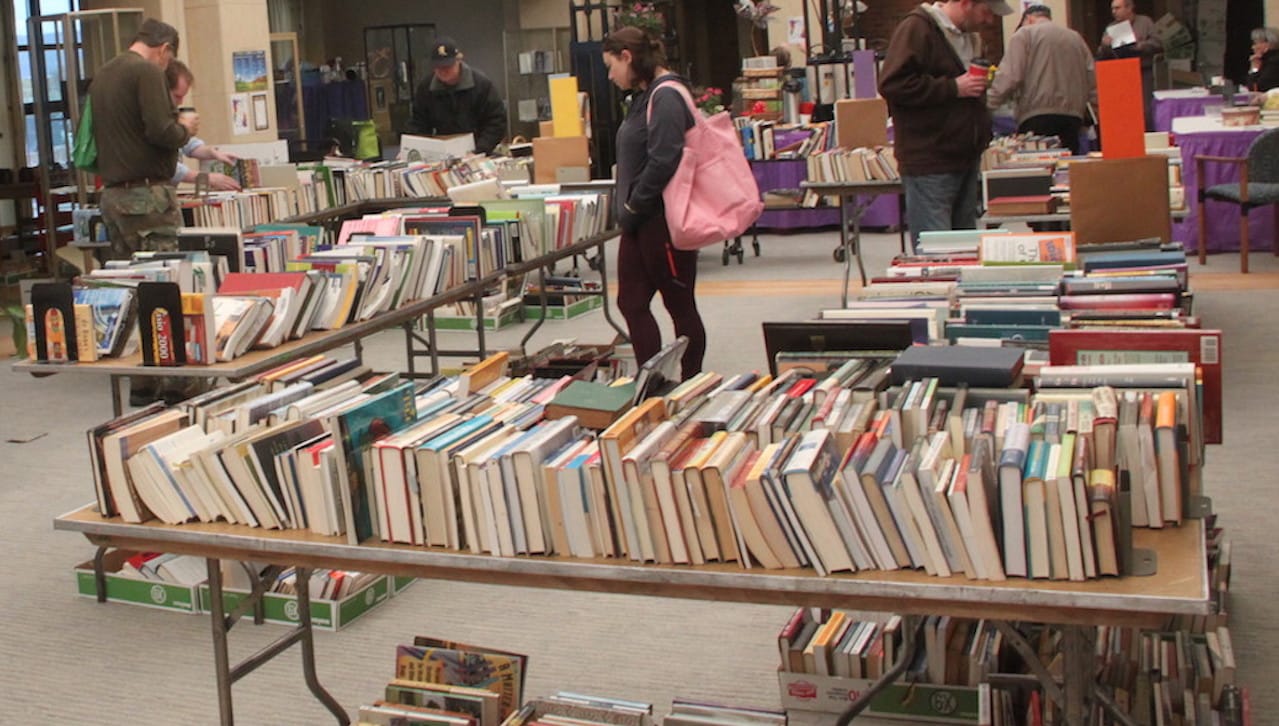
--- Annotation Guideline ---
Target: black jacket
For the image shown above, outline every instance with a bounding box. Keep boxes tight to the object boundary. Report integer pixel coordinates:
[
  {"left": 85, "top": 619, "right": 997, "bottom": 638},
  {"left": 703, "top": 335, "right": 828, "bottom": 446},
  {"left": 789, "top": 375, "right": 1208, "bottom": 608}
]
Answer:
[
  {"left": 614, "top": 74, "right": 695, "bottom": 234},
  {"left": 407, "top": 64, "right": 508, "bottom": 154},
  {"left": 1249, "top": 49, "right": 1279, "bottom": 92}
]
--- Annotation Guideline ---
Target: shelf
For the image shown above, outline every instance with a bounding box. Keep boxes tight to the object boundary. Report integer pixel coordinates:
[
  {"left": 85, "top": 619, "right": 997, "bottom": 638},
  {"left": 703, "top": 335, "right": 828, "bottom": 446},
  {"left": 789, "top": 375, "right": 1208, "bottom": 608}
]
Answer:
[{"left": 56, "top": 504, "right": 1211, "bottom": 629}]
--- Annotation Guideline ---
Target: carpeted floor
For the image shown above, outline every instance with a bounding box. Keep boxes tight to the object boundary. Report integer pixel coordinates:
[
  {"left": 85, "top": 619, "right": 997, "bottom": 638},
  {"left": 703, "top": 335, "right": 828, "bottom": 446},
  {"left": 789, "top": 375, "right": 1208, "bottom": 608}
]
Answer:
[{"left": 0, "top": 229, "right": 1273, "bottom": 725}]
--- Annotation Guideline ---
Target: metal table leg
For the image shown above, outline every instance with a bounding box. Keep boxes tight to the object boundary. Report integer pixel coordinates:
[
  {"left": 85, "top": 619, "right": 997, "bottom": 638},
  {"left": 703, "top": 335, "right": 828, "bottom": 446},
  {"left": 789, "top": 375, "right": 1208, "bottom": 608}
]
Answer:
[
  {"left": 595, "top": 241, "right": 627, "bottom": 341},
  {"left": 206, "top": 558, "right": 236, "bottom": 726},
  {"left": 92, "top": 545, "right": 109, "bottom": 602},
  {"left": 518, "top": 266, "right": 550, "bottom": 353},
  {"left": 204, "top": 559, "right": 349, "bottom": 725},
  {"left": 403, "top": 323, "right": 416, "bottom": 379},
  {"left": 109, "top": 374, "right": 124, "bottom": 417},
  {"left": 839, "top": 194, "right": 853, "bottom": 308},
  {"left": 834, "top": 614, "right": 923, "bottom": 725}
]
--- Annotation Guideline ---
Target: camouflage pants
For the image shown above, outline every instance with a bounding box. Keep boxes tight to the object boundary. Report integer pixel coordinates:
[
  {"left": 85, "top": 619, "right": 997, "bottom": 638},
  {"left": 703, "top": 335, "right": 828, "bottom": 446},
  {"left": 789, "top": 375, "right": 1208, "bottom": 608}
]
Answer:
[{"left": 100, "top": 184, "right": 182, "bottom": 260}]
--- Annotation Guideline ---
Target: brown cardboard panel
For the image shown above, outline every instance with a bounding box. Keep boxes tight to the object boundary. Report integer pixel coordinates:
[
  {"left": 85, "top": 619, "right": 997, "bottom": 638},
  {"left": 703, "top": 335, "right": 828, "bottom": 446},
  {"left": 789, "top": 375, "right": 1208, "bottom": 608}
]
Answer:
[
  {"left": 1069, "top": 156, "right": 1172, "bottom": 245},
  {"left": 834, "top": 98, "right": 889, "bottom": 150},
  {"left": 533, "top": 136, "right": 590, "bottom": 184}
]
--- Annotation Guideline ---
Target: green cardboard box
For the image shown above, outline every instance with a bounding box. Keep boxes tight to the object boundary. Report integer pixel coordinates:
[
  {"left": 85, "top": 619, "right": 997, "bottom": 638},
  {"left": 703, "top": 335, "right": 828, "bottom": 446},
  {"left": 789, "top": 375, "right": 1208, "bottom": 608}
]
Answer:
[
  {"left": 432, "top": 304, "right": 524, "bottom": 331},
  {"left": 390, "top": 576, "right": 417, "bottom": 596},
  {"left": 524, "top": 294, "right": 603, "bottom": 321},
  {"left": 198, "top": 574, "right": 390, "bottom": 631},
  {"left": 779, "top": 671, "right": 982, "bottom": 723},
  {"left": 74, "top": 550, "right": 203, "bottom": 614}
]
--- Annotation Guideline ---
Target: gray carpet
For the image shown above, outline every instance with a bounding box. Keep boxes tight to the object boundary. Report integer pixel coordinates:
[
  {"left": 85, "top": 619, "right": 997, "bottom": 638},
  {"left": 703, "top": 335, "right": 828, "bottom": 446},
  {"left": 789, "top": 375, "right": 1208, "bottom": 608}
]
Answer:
[{"left": 0, "top": 229, "right": 1273, "bottom": 725}]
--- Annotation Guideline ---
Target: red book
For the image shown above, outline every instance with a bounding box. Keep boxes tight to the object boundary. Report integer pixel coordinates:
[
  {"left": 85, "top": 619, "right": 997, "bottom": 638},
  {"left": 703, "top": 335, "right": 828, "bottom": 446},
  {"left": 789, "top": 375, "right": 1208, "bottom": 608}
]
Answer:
[
  {"left": 785, "top": 378, "right": 816, "bottom": 398},
  {"left": 1047, "top": 328, "right": 1223, "bottom": 444},
  {"left": 217, "top": 271, "right": 309, "bottom": 294}
]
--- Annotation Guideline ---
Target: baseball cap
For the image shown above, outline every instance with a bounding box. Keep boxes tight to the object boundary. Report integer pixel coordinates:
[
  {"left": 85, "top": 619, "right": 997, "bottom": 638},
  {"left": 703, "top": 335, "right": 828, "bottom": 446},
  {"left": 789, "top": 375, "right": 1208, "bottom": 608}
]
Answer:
[
  {"left": 980, "top": 0, "right": 1015, "bottom": 16},
  {"left": 1022, "top": 4, "right": 1052, "bottom": 18},
  {"left": 431, "top": 37, "right": 460, "bottom": 67}
]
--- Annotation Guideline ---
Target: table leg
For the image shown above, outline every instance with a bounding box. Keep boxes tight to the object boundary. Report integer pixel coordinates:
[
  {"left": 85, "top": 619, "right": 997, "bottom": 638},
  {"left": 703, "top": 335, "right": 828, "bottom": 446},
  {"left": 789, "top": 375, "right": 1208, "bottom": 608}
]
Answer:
[
  {"left": 92, "top": 545, "right": 109, "bottom": 603},
  {"left": 1061, "top": 624, "right": 1091, "bottom": 725},
  {"left": 898, "top": 194, "right": 908, "bottom": 253},
  {"left": 403, "top": 323, "right": 417, "bottom": 379},
  {"left": 353, "top": 339, "right": 364, "bottom": 364},
  {"left": 839, "top": 195, "right": 853, "bottom": 308},
  {"left": 295, "top": 567, "right": 352, "bottom": 725},
  {"left": 991, "top": 621, "right": 1065, "bottom": 708},
  {"left": 518, "top": 266, "right": 549, "bottom": 354},
  {"left": 206, "top": 558, "right": 236, "bottom": 726},
  {"left": 109, "top": 374, "right": 124, "bottom": 417},
  {"left": 426, "top": 311, "right": 440, "bottom": 375},
  {"left": 473, "top": 290, "right": 488, "bottom": 360},
  {"left": 834, "top": 614, "right": 922, "bottom": 725},
  {"left": 595, "top": 240, "right": 627, "bottom": 341},
  {"left": 852, "top": 209, "right": 868, "bottom": 290}
]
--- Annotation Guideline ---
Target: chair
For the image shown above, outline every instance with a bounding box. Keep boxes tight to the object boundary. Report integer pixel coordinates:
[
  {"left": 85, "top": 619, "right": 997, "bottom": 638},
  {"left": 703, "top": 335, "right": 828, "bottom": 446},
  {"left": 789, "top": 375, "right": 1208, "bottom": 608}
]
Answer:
[{"left": 1196, "top": 127, "right": 1279, "bottom": 273}]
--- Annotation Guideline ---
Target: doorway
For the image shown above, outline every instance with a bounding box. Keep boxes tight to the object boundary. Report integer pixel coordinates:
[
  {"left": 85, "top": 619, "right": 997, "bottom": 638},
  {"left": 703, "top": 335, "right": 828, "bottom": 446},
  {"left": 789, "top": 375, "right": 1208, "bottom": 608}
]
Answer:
[{"left": 364, "top": 23, "right": 436, "bottom": 145}]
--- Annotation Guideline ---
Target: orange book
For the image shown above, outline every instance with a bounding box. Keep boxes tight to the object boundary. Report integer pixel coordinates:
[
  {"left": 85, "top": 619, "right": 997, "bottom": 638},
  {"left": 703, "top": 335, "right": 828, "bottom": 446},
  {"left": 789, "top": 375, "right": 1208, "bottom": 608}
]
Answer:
[
  {"left": 1096, "top": 58, "right": 1146, "bottom": 159},
  {"left": 1154, "top": 390, "right": 1182, "bottom": 523}
]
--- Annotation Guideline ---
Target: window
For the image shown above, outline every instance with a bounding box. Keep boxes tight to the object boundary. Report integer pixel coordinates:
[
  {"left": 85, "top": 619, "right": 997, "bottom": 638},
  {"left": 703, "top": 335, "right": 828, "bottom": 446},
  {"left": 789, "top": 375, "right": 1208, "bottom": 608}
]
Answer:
[{"left": 14, "top": 0, "right": 78, "bottom": 167}]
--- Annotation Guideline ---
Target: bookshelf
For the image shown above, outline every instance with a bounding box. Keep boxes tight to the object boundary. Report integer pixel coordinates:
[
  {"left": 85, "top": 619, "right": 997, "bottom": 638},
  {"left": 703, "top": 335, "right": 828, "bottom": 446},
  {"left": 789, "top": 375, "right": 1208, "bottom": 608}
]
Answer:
[
  {"left": 54, "top": 504, "right": 1210, "bottom": 724},
  {"left": 502, "top": 28, "right": 573, "bottom": 141}
]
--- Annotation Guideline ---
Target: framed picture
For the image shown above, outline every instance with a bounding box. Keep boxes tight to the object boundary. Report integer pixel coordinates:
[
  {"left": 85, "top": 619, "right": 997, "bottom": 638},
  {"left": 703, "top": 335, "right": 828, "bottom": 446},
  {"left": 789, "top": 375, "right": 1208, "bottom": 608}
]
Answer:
[
  {"left": 251, "top": 92, "right": 270, "bottom": 131},
  {"left": 230, "top": 93, "right": 251, "bottom": 135}
]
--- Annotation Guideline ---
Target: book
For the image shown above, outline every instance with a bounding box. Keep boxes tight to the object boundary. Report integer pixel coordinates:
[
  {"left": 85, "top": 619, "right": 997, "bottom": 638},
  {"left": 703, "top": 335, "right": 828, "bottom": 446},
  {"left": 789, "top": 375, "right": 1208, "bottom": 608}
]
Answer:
[
  {"left": 544, "top": 380, "right": 636, "bottom": 430},
  {"left": 1047, "top": 328, "right": 1223, "bottom": 444},
  {"left": 890, "top": 345, "right": 1025, "bottom": 388}
]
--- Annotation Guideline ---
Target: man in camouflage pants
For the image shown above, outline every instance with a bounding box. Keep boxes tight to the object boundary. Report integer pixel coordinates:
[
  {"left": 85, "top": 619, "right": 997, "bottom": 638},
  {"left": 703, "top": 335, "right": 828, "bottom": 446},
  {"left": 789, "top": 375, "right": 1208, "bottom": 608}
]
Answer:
[
  {"left": 91, "top": 18, "right": 191, "bottom": 260},
  {"left": 90, "top": 19, "right": 196, "bottom": 405}
]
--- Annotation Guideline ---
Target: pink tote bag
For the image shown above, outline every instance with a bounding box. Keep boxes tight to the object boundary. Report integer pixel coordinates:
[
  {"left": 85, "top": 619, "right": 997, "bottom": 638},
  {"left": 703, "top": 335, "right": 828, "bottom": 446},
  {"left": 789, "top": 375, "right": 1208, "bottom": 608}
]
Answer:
[{"left": 646, "top": 81, "right": 763, "bottom": 250}]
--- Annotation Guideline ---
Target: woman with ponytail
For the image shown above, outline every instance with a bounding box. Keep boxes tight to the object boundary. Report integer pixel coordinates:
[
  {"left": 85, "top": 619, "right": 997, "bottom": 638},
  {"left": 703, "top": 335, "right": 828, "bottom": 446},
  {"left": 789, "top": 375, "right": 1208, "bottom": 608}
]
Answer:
[{"left": 603, "top": 26, "right": 706, "bottom": 380}]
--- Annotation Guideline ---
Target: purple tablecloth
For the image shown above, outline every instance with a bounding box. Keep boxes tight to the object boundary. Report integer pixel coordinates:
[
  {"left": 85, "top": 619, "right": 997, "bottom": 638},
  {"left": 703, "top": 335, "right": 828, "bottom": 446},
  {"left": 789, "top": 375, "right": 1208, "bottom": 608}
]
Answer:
[
  {"left": 1153, "top": 93, "right": 1252, "bottom": 133},
  {"left": 750, "top": 158, "right": 901, "bottom": 230},
  {"left": 1173, "top": 127, "right": 1273, "bottom": 253}
]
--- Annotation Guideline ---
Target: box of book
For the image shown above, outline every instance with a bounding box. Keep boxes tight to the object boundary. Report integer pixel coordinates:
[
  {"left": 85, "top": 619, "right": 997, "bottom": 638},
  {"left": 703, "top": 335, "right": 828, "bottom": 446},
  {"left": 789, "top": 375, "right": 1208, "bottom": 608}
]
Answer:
[
  {"left": 74, "top": 550, "right": 204, "bottom": 615},
  {"left": 198, "top": 574, "right": 391, "bottom": 631},
  {"left": 433, "top": 304, "right": 524, "bottom": 332},
  {"left": 524, "top": 294, "right": 603, "bottom": 321},
  {"left": 390, "top": 576, "right": 417, "bottom": 596},
  {"left": 778, "top": 671, "right": 982, "bottom": 723}
]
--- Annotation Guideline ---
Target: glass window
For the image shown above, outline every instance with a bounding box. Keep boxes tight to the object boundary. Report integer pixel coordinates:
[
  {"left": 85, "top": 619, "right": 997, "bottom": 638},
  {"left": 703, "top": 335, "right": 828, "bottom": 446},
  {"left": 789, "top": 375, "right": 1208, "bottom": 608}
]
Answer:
[{"left": 14, "top": 0, "right": 78, "bottom": 166}]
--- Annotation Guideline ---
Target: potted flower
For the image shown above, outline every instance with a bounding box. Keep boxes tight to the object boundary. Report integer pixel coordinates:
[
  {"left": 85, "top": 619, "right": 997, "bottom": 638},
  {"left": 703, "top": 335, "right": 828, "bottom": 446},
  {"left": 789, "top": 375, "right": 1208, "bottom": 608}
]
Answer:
[
  {"left": 694, "top": 87, "right": 726, "bottom": 116},
  {"left": 614, "top": 2, "right": 665, "bottom": 38}
]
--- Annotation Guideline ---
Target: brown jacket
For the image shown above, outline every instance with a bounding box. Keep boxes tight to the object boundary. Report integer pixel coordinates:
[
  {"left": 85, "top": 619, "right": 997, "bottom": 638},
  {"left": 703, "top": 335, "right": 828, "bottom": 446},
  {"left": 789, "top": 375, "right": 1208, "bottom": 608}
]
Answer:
[
  {"left": 90, "top": 50, "right": 189, "bottom": 186},
  {"left": 879, "top": 6, "right": 992, "bottom": 176}
]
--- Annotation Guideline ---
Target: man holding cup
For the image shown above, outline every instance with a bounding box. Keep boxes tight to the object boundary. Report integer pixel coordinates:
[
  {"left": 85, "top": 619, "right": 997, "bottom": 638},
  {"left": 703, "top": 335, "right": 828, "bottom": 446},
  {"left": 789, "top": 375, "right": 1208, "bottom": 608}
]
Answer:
[{"left": 880, "top": 0, "right": 1012, "bottom": 250}]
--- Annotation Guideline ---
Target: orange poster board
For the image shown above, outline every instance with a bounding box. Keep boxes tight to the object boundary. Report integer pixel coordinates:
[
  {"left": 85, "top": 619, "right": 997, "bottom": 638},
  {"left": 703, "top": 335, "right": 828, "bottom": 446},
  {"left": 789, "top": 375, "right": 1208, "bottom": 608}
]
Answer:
[{"left": 1096, "top": 58, "right": 1146, "bottom": 159}]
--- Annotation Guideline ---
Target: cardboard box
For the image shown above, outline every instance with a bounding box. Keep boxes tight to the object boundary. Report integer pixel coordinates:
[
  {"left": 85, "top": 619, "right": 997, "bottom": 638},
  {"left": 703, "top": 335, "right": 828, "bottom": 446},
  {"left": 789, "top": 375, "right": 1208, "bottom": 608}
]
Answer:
[
  {"left": 524, "top": 294, "right": 602, "bottom": 320},
  {"left": 533, "top": 136, "right": 590, "bottom": 184},
  {"left": 834, "top": 98, "right": 889, "bottom": 150},
  {"left": 198, "top": 575, "right": 390, "bottom": 631},
  {"left": 74, "top": 550, "right": 203, "bottom": 614},
  {"left": 433, "top": 304, "right": 525, "bottom": 332},
  {"left": 778, "top": 671, "right": 982, "bottom": 723},
  {"left": 1069, "top": 156, "right": 1171, "bottom": 245}
]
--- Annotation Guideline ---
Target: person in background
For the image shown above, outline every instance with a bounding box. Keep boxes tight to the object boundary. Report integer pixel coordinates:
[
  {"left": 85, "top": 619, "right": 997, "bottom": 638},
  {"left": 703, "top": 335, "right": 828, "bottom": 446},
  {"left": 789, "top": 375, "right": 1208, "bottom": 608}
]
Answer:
[
  {"left": 602, "top": 26, "right": 706, "bottom": 380},
  {"left": 1096, "top": 0, "right": 1161, "bottom": 129},
  {"left": 987, "top": 5, "right": 1095, "bottom": 155},
  {"left": 879, "top": 0, "right": 1012, "bottom": 249},
  {"left": 165, "top": 60, "right": 241, "bottom": 191},
  {"left": 1247, "top": 28, "right": 1279, "bottom": 93},
  {"left": 406, "top": 37, "right": 508, "bottom": 154},
  {"left": 91, "top": 17, "right": 192, "bottom": 260}
]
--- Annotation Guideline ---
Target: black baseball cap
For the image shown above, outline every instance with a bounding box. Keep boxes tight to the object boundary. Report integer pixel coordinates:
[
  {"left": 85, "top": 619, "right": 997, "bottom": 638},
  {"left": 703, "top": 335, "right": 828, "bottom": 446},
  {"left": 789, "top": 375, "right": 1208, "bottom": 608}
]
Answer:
[{"left": 431, "top": 37, "right": 460, "bottom": 68}]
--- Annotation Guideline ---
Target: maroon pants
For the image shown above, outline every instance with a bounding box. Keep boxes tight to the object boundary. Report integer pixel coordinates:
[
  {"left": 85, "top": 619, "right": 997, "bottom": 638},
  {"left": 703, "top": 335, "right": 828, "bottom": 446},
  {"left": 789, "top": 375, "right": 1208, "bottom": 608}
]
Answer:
[{"left": 616, "top": 215, "right": 706, "bottom": 380}]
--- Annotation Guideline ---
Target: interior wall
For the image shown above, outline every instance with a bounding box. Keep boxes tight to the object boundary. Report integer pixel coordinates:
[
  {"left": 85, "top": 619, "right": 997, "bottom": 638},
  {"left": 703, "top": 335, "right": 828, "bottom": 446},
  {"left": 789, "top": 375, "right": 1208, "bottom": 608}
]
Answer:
[
  {"left": 183, "top": 0, "right": 278, "bottom": 146},
  {"left": 316, "top": 0, "right": 509, "bottom": 100}
]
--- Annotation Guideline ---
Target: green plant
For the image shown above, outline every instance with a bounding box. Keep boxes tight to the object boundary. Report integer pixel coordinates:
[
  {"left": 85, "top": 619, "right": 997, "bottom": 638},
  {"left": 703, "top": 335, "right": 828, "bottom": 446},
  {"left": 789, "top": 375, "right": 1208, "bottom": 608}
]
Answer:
[
  {"left": 4, "top": 304, "right": 27, "bottom": 359},
  {"left": 614, "top": 2, "right": 665, "bottom": 37}
]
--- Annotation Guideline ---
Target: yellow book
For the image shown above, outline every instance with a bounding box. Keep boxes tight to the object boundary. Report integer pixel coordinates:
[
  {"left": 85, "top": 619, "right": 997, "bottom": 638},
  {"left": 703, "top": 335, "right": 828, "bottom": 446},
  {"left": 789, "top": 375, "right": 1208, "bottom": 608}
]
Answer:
[
  {"left": 73, "top": 303, "right": 97, "bottom": 362},
  {"left": 549, "top": 75, "right": 582, "bottom": 137}
]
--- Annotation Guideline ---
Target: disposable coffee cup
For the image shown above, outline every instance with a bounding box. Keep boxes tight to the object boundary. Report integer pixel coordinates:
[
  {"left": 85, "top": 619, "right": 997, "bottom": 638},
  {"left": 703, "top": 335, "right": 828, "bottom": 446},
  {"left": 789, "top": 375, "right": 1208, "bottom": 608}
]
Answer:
[{"left": 969, "top": 59, "right": 992, "bottom": 80}]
